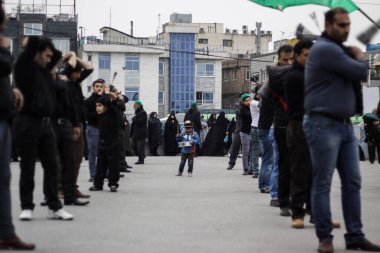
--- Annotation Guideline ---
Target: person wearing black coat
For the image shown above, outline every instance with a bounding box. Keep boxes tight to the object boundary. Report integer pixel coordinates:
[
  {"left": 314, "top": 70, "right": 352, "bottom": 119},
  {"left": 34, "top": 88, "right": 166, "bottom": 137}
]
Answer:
[
  {"left": 148, "top": 112, "right": 162, "bottom": 156},
  {"left": 237, "top": 94, "right": 252, "bottom": 174},
  {"left": 184, "top": 102, "right": 202, "bottom": 155},
  {"left": 130, "top": 100, "right": 147, "bottom": 164},
  {"left": 203, "top": 112, "right": 230, "bottom": 156},
  {"left": 207, "top": 113, "right": 217, "bottom": 128},
  {"left": 164, "top": 113, "right": 180, "bottom": 156}
]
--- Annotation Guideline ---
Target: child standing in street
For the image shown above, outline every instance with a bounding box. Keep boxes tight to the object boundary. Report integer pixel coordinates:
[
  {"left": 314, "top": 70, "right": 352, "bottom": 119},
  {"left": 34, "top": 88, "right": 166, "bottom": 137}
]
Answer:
[{"left": 176, "top": 121, "right": 200, "bottom": 177}]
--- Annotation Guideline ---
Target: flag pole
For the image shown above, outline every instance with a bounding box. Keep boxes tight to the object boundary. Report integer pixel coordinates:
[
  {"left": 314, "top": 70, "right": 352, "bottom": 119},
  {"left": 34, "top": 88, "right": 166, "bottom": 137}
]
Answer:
[{"left": 357, "top": 8, "right": 380, "bottom": 30}]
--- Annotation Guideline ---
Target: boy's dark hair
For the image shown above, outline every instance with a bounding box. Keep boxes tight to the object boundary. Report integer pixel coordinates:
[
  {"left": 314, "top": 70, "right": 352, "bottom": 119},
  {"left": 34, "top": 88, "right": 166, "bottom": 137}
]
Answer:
[
  {"left": 325, "top": 7, "right": 348, "bottom": 24},
  {"left": 37, "top": 37, "right": 56, "bottom": 53},
  {"left": 92, "top": 79, "right": 105, "bottom": 87},
  {"left": 95, "top": 96, "right": 110, "bottom": 107},
  {"left": 293, "top": 40, "right": 313, "bottom": 55},
  {"left": 277, "top": 44, "right": 293, "bottom": 57}
]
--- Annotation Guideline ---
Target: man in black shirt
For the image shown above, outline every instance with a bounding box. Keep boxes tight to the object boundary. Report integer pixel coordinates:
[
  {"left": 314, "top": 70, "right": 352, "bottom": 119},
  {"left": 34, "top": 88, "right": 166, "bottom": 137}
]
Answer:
[
  {"left": 14, "top": 36, "right": 73, "bottom": 220},
  {"left": 130, "top": 100, "right": 147, "bottom": 164}
]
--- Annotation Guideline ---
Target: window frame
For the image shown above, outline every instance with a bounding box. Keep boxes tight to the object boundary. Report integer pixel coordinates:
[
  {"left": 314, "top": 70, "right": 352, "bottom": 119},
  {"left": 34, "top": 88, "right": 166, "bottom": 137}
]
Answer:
[
  {"left": 125, "top": 55, "right": 140, "bottom": 71},
  {"left": 196, "top": 63, "right": 215, "bottom": 77},
  {"left": 125, "top": 87, "right": 139, "bottom": 101},
  {"left": 159, "top": 62, "right": 164, "bottom": 76},
  {"left": 158, "top": 91, "right": 164, "bottom": 105},
  {"left": 223, "top": 39, "right": 233, "bottom": 47},
  {"left": 24, "top": 23, "right": 42, "bottom": 36},
  {"left": 98, "top": 52, "right": 111, "bottom": 70}
]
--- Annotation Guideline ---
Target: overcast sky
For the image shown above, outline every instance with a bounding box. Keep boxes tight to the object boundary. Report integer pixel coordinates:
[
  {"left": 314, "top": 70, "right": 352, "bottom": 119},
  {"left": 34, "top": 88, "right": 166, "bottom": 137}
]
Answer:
[{"left": 73, "top": 0, "right": 380, "bottom": 50}]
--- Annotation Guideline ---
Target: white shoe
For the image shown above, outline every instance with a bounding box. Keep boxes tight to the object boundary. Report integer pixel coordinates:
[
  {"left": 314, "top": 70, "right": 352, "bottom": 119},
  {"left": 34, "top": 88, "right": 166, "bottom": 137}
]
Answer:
[
  {"left": 188, "top": 172, "right": 192, "bottom": 177},
  {"left": 47, "top": 209, "right": 74, "bottom": 220},
  {"left": 19, "top": 210, "right": 33, "bottom": 221}
]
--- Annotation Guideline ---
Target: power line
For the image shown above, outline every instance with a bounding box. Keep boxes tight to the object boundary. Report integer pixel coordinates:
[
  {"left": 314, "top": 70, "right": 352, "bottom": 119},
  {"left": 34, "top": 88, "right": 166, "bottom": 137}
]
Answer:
[{"left": 7, "top": 24, "right": 274, "bottom": 63}]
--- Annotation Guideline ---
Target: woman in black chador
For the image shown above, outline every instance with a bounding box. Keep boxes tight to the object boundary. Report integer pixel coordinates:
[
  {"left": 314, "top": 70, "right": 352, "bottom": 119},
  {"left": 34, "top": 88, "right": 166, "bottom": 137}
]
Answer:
[
  {"left": 148, "top": 112, "right": 162, "bottom": 156},
  {"left": 207, "top": 113, "right": 217, "bottom": 128},
  {"left": 164, "top": 112, "right": 180, "bottom": 156},
  {"left": 203, "top": 112, "right": 230, "bottom": 156}
]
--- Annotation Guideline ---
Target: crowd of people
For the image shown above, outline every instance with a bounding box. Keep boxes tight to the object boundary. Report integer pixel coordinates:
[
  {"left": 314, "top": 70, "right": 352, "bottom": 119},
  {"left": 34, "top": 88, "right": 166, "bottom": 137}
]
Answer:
[{"left": 1, "top": 1, "right": 380, "bottom": 252}]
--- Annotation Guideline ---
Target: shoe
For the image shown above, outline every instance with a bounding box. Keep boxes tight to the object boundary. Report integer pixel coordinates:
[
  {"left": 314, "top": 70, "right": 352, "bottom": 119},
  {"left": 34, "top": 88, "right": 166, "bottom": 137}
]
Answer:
[
  {"left": 280, "top": 208, "right": 291, "bottom": 217},
  {"left": 126, "top": 165, "right": 133, "bottom": 169},
  {"left": 252, "top": 173, "right": 259, "bottom": 178},
  {"left": 64, "top": 198, "right": 90, "bottom": 206},
  {"left": 248, "top": 171, "right": 254, "bottom": 175},
  {"left": 176, "top": 172, "right": 182, "bottom": 176},
  {"left": 88, "top": 177, "right": 94, "bottom": 182},
  {"left": 19, "top": 210, "right": 33, "bottom": 221},
  {"left": 318, "top": 239, "right": 334, "bottom": 253},
  {"left": 238, "top": 154, "right": 242, "bottom": 158},
  {"left": 346, "top": 238, "right": 380, "bottom": 251},
  {"left": 75, "top": 189, "right": 90, "bottom": 198},
  {"left": 292, "top": 218, "right": 305, "bottom": 229},
  {"left": 40, "top": 200, "right": 48, "bottom": 206},
  {"left": 310, "top": 218, "right": 341, "bottom": 228},
  {"left": 135, "top": 160, "right": 144, "bottom": 165},
  {"left": 47, "top": 208, "right": 74, "bottom": 220},
  {"left": 89, "top": 186, "right": 103, "bottom": 191},
  {"left": 227, "top": 164, "right": 234, "bottom": 170},
  {"left": 242, "top": 171, "right": 249, "bottom": 175},
  {"left": 110, "top": 186, "right": 118, "bottom": 192},
  {"left": 0, "top": 235, "right": 35, "bottom": 250},
  {"left": 119, "top": 174, "right": 125, "bottom": 178},
  {"left": 270, "top": 199, "right": 280, "bottom": 207},
  {"left": 188, "top": 172, "right": 192, "bottom": 177},
  {"left": 260, "top": 188, "right": 271, "bottom": 193},
  {"left": 120, "top": 168, "right": 131, "bottom": 173}
]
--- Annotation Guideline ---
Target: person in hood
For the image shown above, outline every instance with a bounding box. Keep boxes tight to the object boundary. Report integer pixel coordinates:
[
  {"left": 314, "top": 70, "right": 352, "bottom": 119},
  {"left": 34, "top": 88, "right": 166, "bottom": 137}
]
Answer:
[
  {"left": 203, "top": 112, "right": 230, "bottom": 156},
  {"left": 164, "top": 112, "right": 180, "bottom": 156},
  {"left": 148, "top": 112, "right": 162, "bottom": 156},
  {"left": 184, "top": 102, "right": 202, "bottom": 155}
]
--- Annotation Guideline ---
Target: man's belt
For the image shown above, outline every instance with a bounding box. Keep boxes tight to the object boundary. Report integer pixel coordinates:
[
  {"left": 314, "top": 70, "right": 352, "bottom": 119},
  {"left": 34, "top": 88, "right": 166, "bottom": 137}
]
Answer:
[{"left": 308, "top": 111, "right": 351, "bottom": 124}]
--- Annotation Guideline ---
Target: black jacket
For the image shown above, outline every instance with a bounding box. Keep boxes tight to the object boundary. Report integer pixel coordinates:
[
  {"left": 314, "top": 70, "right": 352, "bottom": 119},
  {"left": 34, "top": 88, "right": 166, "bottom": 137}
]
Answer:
[
  {"left": 85, "top": 93, "right": 103, "bottom": 127},
  {"left": 0, "top": 47, "right": 16, "bottom": 121},
  {"left": 284, "top": 60, "right": 305, "bottom": 121},
  {"left": 98, "top": 97, "right": 121, "bottom": 142},
  {"left": 184, "top": 108, "right": 202, "bottom": 134},
  {"left": 258, "top": 93, "right": 274, "bottom": 129},
  {"left": 237, "top": 103, "right": 252, "bottom": 134},
  {"left": 14, "top": 36, "right": 56, "bottom": 118},
  {"left": 148, "top": 115, "right": 162, "bottom": 146},
  {"left": 268, "top": 65, "right": 290, "bottom": 128},
  {"left": 53, "top": 78, "right": 80, "bottom": 127},
  {"left": 233, "top": 103, "right": 243, "bottom": 133},
  {"left": 130, "top": 107, "right": 147, "bottom": 140}
]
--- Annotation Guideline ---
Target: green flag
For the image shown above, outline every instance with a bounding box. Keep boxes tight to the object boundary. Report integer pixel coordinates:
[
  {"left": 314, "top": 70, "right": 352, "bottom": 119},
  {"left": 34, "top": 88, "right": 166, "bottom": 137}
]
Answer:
[{"left": 248, "top": 0, "right": 359, "bottom": 13}]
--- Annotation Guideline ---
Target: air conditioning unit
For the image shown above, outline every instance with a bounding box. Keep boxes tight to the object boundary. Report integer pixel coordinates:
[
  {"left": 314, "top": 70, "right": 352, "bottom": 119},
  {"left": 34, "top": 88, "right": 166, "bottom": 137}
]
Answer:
[
  {"left": 232, "top": 29, "right": 238, "bottom": 34},
  {"left": 225, "top": 29, "right": 231, "bottom": 34}
]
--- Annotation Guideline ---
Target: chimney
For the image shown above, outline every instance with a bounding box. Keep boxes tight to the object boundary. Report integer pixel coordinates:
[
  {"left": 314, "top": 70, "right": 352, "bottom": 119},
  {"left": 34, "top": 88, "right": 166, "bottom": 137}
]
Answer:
[{"left": 130, "top": 21, "right": 134, "bottom": 37}]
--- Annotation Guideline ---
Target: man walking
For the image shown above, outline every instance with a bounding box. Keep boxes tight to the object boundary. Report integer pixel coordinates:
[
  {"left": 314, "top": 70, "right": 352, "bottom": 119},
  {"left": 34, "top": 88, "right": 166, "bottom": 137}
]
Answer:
[
  {"left": 130, "top": 100, "right": 147, "bottom": 164},
  {"left": 304, "top": 7, "right": 380, "bottom": 253}
]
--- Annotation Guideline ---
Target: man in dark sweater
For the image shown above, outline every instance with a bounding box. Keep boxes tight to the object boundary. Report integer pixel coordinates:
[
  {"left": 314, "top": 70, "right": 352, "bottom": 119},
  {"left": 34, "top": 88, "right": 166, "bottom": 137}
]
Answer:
[
  {"left": 63, "top": 52, "right": 93, "bottom": 197},
  {"left": 304, "top": 8, "right": 380, "bottom": 253},
  {"left": 14, "top": 36, "right": 73, "bottom": 221},
  {"left": 268, "top": 45, "right": 293, "bottom": 217},
  {"left": 284, "top": 40, "right": 313, "bottom": 229},
  {"left": 0, "top": 2, "right": 35, "bottom": 248},
  {"left": 130, "top": 100, "right": 148, "bottom": 164},
  {"left": 226, "top": 91, "right": 246, "bottom": 170},
  {"left": 85, "top": 79, "right": 104, "bottom": 180},
  {"left": 89, "top": 96, "right": 122, "bottom": 192},
  {"left": 237, "top": 94, "right": 252, "bottom": 175}
]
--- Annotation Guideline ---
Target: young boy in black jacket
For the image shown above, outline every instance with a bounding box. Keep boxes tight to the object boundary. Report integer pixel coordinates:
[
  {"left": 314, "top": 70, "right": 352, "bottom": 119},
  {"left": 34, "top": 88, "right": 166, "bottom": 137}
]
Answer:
[{"left": 89, "top": 96, "right": 121, "bottom": 192}]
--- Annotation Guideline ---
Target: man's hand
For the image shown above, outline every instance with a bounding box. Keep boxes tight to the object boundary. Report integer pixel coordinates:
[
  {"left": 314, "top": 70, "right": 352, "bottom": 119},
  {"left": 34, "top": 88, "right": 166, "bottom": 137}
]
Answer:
[
  {"left": 58, "top": 74, "right": 69, "bottom": 81},
  {"left": 64, "top": 52, "right": 76, "bottom": 61},
  {"left": 348, "top": 46, "right": 364, "bottom": 60},
  {"left": 13, "top": 88, "right": 24, "bottom": 111},
  {"left": 21, "top": 37, "right": 29, "bottom": 49},
  {"left": 0, "top": 37, "right": 10, "bottom": 49},
  {"left": 73, "top": 127, "right": 81, "bottom": 141}
]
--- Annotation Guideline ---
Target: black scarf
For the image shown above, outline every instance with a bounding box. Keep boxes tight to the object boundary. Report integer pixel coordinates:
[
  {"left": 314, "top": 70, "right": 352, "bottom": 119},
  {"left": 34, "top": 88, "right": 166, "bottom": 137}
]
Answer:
[{"left": 321, "top": 32, "right": 363, "bottom": 115}]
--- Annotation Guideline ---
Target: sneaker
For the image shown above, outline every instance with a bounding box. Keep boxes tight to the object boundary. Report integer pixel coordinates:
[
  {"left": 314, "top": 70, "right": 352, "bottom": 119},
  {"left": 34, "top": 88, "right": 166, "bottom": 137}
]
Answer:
[
  {"left": 270, "top": 199, "right": 280, "bottom": 207},
  {"left": 47, "top": 209, "right": 74, "bottom": 220},
  {"left": 176, "top": 172, "right": 182, "bottom": 176},
  {"left": 292, "top": 218, "right": 305, "bottom": 229},
  {"left": 226, "top": 164, "right": 234, "bottom": 170},
  {"left": 260, "top": 188, "right": 271, "bottom": 193},
  {"left": 188, "top": 172, "right": 192, "bottom": 177},
  {"left": 248, "top": 171, "right": 254, "bottom": 175},
  {"left": 110, "top": 186, "right": 117, "bottom": 192},
  {"left": 252, "top": 173, "right": 259, "bottom": 178},
  {"left": 89, "top": 186, "right": 103, "bottom": 191},
  {"left": 280, "top": 208, "right": 291, "bottom": 217},
  {"left": 19, "top": 210, "right": 33, "bottom": 221},
  {"left": 88, "top": 177, "right": 94, "bottom": 182}
]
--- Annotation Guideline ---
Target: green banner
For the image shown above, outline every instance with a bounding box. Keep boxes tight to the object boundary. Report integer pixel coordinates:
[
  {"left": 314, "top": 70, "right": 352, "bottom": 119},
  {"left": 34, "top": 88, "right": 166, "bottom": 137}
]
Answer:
[{"left": 248, "top": 0, "right": 359, "bottom": 13}]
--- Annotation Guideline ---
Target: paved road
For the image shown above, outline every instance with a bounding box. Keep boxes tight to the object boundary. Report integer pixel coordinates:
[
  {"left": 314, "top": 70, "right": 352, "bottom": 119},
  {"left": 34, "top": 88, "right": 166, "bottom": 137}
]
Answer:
[{"left": 9, "top": 156, "right": 380, "bottom": 253}]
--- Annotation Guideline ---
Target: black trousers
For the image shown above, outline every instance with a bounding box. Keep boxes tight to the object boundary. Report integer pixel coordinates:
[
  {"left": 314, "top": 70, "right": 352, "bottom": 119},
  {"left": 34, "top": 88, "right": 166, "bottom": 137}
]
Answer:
[
  {"left": 368, "top": 140, "right": 380, "bottom": 163},
  {"left": 119, "top": 129, "right": 130, "bottom": 169},
  {"left": 53, "top": 121, "right": 76, "bottom": 202},
  {"left": 274, "top": 127, "right": 291, "bottom": 209},
  {"left": 131, "top": 138, "right": 145, "bottom": 161},
  {"left": 287, "top": 121, "right": 312, "bottom": 219},
  {"left": 94, "top": 139, "right": 121, "bottom": 188},
  {"left": 149, "top": 144, "right": 159, "bottom": 156},
  {"left": 228, "top": 132, "right": 241, "bottom": 166},
  {"left": 14, "top": 116, "right": 62, "bottom": 211}
]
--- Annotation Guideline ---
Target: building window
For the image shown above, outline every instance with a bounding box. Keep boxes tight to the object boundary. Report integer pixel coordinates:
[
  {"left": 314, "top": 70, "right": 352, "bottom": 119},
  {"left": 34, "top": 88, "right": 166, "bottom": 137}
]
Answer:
[
  {"left": 159, "top": 62, "right": 164, "bottom": 76},
  {"left": 52, "top": 39, "right": 70, "bottom": 54},
  {"left": 158, "top": 91, "right": 164, "bottom": 104},
  {"left": 125, "top": 87, "right": 139, "bottom": 101},
  {"left": 223, "top": 71, "right": 229, "bottom": 81},
  {"left": 246, "top": 68, "right": 250, "bottom": 80},
  {"left": 24, "top": 23, "right": 42, "bottom": 36},
  {"left": 198, "top": 39, "right": 208, "bottom": 44},
  {"left": 125, "top": 56, "right": 140, "bottom": 71},
  {"left": 99, "top": 53, "right": 111, "bottom": 69},
  {"left": 231, "top": 70, "right": 237, "bottom": 80},
  {"left": 196, "top": 63, "right": 214, "bottom": 77},
  {"left": 196, "top": 92, "right": 214, "bottom": 105},
  {"left": 223, "top": 39, "right": 233, "bottom": 47}
]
